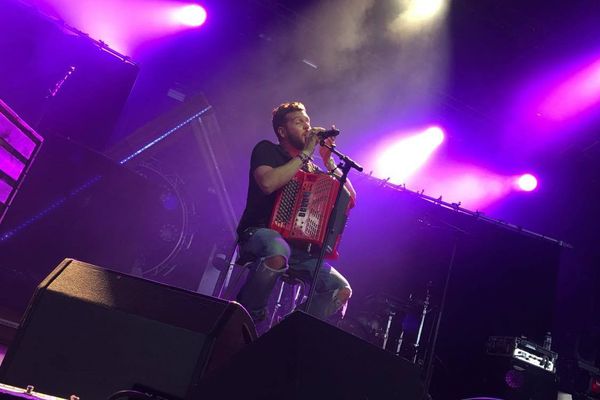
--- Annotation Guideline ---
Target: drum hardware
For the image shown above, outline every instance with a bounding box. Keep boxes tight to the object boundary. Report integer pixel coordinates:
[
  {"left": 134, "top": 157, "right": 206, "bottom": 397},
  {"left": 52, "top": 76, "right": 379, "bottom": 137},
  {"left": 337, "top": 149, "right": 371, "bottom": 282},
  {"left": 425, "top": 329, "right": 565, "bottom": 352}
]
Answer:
[
  {"left": 395, "top": 330, "right": 405, "bottom": 356},
  {"left": 382, "top": 309, "right": 396, "bottom": 350},
  {"left": 411, "top": 282, "right": 433, "bottom": 363},
  {"left": 361, "top": 292, "right": 410, "bottom": 352},
  {"left": 350, "top": 286, "right": 435, "bottom": 366}
]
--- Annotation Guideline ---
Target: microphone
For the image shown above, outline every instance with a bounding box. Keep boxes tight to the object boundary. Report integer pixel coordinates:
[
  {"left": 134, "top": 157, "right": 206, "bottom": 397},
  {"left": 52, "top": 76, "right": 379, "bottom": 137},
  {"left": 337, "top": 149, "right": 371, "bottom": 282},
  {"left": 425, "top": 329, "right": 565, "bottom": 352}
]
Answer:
[{"left": 316, "top": 128, "right": 340, "bottom": 140}]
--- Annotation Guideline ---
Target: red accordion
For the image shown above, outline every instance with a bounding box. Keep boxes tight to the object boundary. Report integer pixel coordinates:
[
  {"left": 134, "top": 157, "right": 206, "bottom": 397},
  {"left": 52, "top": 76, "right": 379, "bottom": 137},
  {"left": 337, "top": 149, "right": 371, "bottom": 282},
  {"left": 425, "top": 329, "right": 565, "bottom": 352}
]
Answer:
[{"left": 268, "top": 170, "right": 353, "bottom": 258}]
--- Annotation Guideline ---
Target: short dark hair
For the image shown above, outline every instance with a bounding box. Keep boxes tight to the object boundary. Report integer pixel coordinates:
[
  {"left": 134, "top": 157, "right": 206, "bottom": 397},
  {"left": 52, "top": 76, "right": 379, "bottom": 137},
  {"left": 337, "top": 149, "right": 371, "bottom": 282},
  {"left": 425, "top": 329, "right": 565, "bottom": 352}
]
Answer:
[{"left": 272, "top": 101, "right": 306, "bottom": 136}]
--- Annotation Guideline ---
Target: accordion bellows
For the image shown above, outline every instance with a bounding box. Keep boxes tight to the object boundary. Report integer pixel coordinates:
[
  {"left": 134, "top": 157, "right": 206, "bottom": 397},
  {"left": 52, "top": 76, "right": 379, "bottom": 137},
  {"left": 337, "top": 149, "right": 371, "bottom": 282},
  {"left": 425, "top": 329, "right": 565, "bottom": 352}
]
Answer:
[{"left": 268, "top": 170, "right": 352, "bottom": 258}]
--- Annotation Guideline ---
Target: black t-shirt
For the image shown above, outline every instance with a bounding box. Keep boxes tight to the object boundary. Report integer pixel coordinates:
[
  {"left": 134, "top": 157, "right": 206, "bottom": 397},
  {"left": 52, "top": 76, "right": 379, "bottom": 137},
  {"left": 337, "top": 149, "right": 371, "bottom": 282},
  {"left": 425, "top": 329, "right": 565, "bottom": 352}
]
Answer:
[
  {"left": 236, "top": 140, "right": 292, "bottom": 237},
  {"left": 236, "top": 140, "right": 320, "bottom": 238}
]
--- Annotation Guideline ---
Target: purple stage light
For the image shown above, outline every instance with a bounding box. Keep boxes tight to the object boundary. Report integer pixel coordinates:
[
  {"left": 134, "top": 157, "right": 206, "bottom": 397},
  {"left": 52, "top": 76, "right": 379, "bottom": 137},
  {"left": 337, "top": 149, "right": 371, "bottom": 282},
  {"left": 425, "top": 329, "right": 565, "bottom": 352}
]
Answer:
[
  {"left": 516, "top": 173, "right": 538, "bottom": 192},
  {"left": 411, "top": 163, "right": 511, "bottom": 209},
  {"left": 173, "top": 4, "right": 207, "bottom": 27},
  {"left": 538, "top": 58, "right": 600, "bottom": 122},
  {"left": 419, "top": 170, "right": 536, "bottom": 209},
  {"left": 373, "top": 125, "right": 445, "bottom": 184},
  {"left": 24, "top": 0, "right": 208, "bottom": 56},
  {"left": 512, "top": 53, "right": 600, "bottom": 147},
  {"left": 425, "top": 126, "right": 445, "bottom": 146}
]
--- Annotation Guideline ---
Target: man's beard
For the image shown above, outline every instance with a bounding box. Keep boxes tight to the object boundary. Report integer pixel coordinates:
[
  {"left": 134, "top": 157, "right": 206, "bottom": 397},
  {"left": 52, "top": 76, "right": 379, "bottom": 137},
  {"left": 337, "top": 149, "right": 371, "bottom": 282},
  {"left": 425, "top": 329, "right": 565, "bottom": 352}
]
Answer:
[{"left": 289, "top": 134, "right": 304, "bottom": 151}]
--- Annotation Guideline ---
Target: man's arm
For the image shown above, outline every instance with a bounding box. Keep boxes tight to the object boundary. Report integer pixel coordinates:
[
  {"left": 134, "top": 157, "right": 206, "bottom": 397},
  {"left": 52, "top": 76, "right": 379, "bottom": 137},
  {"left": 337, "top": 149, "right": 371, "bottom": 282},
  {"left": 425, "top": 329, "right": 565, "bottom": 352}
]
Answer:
[
  {"left": 253, "top": 157, "right": 304, "bottom": 195},
  {"left": 254, "top": 134, "right": 319, "bottom": 195}
]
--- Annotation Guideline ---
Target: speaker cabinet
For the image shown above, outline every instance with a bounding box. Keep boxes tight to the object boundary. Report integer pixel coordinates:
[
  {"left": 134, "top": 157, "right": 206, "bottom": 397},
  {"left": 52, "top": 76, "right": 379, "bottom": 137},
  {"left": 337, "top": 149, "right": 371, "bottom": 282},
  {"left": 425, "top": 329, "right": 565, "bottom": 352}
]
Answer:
[
  {"left": 200, "top": 311, "right": 425, "bottom": 400},
  {"left": 0, "top": 259, "right": 256, "bottom": 400}
]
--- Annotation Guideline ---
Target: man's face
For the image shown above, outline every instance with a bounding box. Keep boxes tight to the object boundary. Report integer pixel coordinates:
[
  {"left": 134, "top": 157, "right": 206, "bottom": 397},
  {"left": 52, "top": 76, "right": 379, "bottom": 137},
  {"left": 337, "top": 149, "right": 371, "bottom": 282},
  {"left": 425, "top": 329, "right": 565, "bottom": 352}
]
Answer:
[{"left": 281, "top": 110, "right": 311, "bottom": 150}]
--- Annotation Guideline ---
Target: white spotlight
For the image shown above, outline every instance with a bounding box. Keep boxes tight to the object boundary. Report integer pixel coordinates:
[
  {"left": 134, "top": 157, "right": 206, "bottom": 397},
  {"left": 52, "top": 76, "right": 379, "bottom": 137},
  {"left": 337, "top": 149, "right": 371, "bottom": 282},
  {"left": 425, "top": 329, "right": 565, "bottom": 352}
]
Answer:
[{"left": 404, "top": 0, "right": 447, "bottom": 23}]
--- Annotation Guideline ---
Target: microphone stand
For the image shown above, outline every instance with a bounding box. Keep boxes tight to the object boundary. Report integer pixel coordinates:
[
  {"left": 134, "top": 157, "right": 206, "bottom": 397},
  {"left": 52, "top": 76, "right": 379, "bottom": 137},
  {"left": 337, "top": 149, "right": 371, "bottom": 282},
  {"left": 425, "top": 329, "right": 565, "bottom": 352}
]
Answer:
[{"left": 305, "top": 140, "right": 363, "bottom": 317}]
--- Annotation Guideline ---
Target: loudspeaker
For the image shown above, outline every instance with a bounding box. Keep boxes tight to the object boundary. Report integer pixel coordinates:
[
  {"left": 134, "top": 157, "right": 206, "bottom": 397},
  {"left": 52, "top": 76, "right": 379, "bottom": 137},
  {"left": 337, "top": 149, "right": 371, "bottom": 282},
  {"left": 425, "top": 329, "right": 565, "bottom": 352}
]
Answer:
[
  {"left": 0, "top": 258, "right": 256, "bottom": 400},
  {"left": 200, "top": 311, "right": 425, "bottom": 400}
]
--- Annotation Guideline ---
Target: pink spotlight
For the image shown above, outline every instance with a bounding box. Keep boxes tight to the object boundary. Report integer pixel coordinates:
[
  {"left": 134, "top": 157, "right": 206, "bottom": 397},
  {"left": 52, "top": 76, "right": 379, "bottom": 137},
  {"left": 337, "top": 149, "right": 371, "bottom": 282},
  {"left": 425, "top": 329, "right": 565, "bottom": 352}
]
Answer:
[
  {"left": 538, "top": 57, "right": 600, "bottom": 122},
  {"left": 374, "top": 125, "right": 445, "bottom": 184},
  {"left": 415, "top": 163, "right": 510, "bottom": 209},
  {"left": 516, "top": 173, "right": 538, "bottom": 191},
  {"left": 173, "top": 4, "right": 207, "bottom": 27},
  {"left": 29, "top": 0, "right": 209, "bottom": 56},
  {"left": 425, "top": 126, "right": 445, "bottom": 146}
]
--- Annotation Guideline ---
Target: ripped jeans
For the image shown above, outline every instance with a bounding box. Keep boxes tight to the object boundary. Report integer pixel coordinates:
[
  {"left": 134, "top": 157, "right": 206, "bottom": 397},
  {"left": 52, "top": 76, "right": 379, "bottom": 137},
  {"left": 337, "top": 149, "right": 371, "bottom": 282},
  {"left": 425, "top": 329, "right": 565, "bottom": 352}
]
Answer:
[{"left": 236, "top": 227, "right": 351, "bottom": 323}]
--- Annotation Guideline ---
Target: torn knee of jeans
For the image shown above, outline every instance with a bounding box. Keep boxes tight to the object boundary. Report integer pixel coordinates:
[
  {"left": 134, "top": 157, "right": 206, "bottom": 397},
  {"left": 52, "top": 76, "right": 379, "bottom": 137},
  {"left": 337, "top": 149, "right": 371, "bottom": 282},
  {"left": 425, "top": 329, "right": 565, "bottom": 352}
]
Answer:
[
  {"left": 332, "top": 287, "right": 352, "bottom": 307},
  {"left": 335, "top": 287, "right": 352, "bottom": 301},
  {"left": 262, "top": 255, "right": 288, "bottom": 271}
]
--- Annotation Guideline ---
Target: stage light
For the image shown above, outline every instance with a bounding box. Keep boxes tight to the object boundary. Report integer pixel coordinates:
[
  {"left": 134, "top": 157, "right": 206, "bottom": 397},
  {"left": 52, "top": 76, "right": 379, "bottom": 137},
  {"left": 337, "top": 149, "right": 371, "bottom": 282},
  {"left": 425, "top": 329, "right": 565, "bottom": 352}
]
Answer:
[
  {"left": 374, "top": 126, "right": 445, "bottom": 184},
  {"left": 387, "top": 0, "right": 449, "bottom": 38},
  {"left": 431, "top": 170, "right": 506, "bottom": 208},
  {"left": 405, "top": 0, "right": 446, "bottom": 22},
  {"left": 25, "top": 1, "right": 209, "bottom": 56},
  {"left": 516, "top": 174, "right": 538, "bottom": 192},
  {"left": 424, "top": 126, "right": 445, "bottom": 146},
  {"left": 173, "top": 4, "right": 207, "bottom": 27},
  {"left": 538, "top": 58, "right": 600, "bottom": 122}
]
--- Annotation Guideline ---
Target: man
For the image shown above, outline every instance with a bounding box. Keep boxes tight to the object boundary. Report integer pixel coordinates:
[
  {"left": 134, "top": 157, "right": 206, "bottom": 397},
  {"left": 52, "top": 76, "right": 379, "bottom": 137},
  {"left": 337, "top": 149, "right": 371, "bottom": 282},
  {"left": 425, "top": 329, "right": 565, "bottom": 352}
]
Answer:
[{"left": 236, "top": 101, "right": 356, "bottom": 324}]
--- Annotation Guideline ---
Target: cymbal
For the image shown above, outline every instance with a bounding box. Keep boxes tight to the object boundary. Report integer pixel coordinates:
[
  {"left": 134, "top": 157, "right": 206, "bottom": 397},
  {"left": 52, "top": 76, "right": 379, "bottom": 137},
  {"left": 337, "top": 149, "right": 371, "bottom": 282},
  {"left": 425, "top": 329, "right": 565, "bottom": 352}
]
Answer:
[{"left": 364, "top": 292, "right": 427, "bottom": 311}]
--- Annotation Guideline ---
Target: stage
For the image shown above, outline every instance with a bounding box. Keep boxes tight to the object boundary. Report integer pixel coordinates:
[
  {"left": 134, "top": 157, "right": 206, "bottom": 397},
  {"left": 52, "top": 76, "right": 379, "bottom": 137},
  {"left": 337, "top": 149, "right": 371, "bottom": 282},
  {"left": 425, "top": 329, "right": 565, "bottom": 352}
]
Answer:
[{"left": 1, "top": 0, "right": 600, "bottom": 399}]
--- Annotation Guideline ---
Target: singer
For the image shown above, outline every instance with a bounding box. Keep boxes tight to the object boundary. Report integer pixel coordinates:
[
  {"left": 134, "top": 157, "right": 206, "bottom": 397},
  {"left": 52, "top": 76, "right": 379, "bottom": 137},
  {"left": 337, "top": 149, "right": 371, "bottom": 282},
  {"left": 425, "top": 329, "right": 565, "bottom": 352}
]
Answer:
[{"left": 236, "top": 101, "right": 356, "bottom": 328}]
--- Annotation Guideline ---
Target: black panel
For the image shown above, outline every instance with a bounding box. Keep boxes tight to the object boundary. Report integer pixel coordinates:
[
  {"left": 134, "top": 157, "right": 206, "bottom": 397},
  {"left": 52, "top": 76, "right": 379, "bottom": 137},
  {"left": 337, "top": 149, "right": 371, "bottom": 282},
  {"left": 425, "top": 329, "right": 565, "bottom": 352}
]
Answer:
[
  {"left": 0, "top": 259, "right": 255, "bottom": 400},
  {"left": 200, "top": 311, "right": 424, "bottom": 400}
]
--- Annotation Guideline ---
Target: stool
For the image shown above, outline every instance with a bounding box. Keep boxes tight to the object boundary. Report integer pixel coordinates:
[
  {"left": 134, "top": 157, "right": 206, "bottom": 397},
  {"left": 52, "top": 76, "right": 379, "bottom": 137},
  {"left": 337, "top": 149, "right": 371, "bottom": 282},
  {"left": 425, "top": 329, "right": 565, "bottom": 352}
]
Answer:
[
  {"left": 213, "top": 245, "right": 259, "bottom": 299},
  {"left": 219, "top": 245, "right": 306, "bottom": 326},
  {"left": 269, "top": 272, "right": 306, "bottom": 328}
]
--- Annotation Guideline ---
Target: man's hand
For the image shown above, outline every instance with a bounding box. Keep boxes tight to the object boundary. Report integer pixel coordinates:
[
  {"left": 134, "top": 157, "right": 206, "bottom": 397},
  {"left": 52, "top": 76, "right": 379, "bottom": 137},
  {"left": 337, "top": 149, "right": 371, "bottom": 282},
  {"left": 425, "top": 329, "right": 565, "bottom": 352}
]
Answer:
[
  {"left": 312, "top": 125, "right": 336, "bottom": 168},
  {"left": 319, "top": 136, "right": 336, "bottom": 167},
  {"left": 303, "top": 128, "right": 320, "bottom": 157}
]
